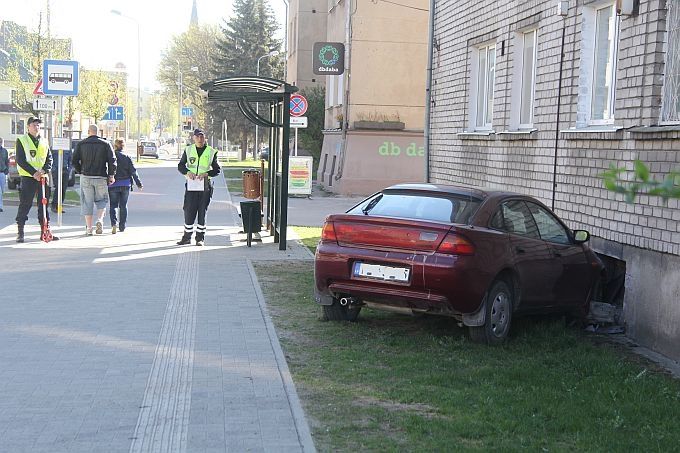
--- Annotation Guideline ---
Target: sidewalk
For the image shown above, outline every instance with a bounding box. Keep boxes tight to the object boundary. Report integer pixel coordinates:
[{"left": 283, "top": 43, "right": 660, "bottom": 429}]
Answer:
[{"left": 0, "top": 166, "right": 323, "bottom": 452}]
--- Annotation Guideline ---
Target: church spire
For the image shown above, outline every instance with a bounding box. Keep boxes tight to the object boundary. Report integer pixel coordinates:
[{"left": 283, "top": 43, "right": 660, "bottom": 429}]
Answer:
[{"left": 190, "top": 0, "right": 198, "bottom": 27}]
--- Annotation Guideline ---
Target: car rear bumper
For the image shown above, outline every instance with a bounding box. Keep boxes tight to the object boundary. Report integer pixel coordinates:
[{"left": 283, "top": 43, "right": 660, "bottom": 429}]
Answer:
[{"left": 314, "top": 242, "right": 489, "bottom": 315}]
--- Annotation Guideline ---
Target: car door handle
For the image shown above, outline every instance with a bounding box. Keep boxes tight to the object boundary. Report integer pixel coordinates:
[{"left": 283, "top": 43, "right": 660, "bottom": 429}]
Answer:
[{"left": 515, "top": 247, "right": 525, "bottom": 254}]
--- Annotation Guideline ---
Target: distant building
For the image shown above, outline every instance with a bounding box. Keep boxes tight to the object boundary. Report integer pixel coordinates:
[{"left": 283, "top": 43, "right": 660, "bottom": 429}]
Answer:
[
  {"left": 429, "top": 0, "right": 680, "bottom": 361},
  {"left": 316, "top": 0, "right": 429, "bottom": 195},
  {"left": 285, "top": 0, "right": 327, "bottom": 91}
]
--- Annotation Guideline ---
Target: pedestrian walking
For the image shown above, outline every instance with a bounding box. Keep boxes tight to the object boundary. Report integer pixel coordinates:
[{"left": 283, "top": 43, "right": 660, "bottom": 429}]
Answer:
[
  {"left": 50, "top": 145, "right": 72, "bottom": 213},
  {"left": 176, "top": 128, "right": 220, "bottom": 246},
  {"left": 14, "top": 117, "right": 58, "bottom": 242},
  {"left": 72, "top": 124, "right": 116, "bottom": 235},
  {"left": 0, "top": 137, "right": 8, "bottom": 213},
  {"left": 108, "top": 139, "right": 143, "bottom": 234}
]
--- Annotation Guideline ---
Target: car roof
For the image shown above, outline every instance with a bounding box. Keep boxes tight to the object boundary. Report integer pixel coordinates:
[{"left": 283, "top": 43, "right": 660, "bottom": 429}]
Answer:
[{"left": 383, "top": 183, "right": 525, "bottom": 201}]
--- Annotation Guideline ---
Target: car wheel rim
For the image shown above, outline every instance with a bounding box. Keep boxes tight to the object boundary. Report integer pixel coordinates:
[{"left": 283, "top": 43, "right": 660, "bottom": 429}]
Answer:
[{"left": 490, "top": 291, "right": 510, "bottom": 337}]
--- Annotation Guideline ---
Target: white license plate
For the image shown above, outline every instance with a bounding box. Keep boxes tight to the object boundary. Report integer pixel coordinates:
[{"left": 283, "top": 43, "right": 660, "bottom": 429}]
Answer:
[{"left": 353, "top": 262, "right": 410, "bottom": 283}]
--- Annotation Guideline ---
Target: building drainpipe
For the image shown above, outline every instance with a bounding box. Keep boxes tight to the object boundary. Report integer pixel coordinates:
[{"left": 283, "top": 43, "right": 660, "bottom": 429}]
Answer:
[
  {"left": 335, "top": 0, "right": 356, "bottom": 183},
  {"left": 552, "top": 14, "right": 567, "bottom": 211},
  {"left": 424, "top": 0, "right": 436, "bottom": 183}
]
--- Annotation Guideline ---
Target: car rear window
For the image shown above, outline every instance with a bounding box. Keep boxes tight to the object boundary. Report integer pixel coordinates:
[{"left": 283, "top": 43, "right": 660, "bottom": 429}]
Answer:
[{"left": 347, "top": 191, "right": 481, "bottom": 224}]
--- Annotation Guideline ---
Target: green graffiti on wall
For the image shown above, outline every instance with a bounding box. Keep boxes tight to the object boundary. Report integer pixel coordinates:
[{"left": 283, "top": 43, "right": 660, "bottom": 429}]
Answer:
[{"left": 378, "top": 142, "right": 425, "bottom": 157}]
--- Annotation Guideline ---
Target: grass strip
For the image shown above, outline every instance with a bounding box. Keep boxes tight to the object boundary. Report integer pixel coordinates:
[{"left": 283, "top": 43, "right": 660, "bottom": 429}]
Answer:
[{"left": 254, "top": 260, "right": 680, "bottom": 452}]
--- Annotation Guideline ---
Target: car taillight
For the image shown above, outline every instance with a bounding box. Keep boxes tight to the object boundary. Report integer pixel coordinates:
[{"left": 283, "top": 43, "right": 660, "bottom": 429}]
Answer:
[
  {"left": 321, "top": 221, "right": 337, "bottom": 243},
  {"left": 436, "top": 233, "right": 475, "bottom": 255}
]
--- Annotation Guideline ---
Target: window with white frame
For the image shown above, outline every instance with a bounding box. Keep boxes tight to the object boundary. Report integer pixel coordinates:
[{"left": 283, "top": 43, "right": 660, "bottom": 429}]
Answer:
[
  {"left": 576, "top": 2, "right": 620, "bottom": 127},
  {"left": 510, "top": 29, "right": 538, "bottom": 129},
  {"left": 591, "top": 4, "right": 619, "bottom": 122},
  {"left": 519, "top": 30, "right": 537, "bottom": 126},
  {"left": 475, "top": 44, "right": 496, "bottom": 129},
  {"left": 662, "top": 0, "right": 680, "bottom": 123}
]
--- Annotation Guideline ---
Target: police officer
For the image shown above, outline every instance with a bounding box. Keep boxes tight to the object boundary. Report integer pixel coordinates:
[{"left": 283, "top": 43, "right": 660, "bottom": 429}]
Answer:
[
  {"left": 176, "top": 128, "right": 220, "bottom": 246},
  {"left": 15, "top": 116, "right": 57, "bottom": 242}
]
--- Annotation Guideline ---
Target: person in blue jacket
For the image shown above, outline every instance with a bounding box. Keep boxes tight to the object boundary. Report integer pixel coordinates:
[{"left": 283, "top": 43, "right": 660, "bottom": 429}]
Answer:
[{"left": 108, "top": 139, "right": 142, "bottom": 234}]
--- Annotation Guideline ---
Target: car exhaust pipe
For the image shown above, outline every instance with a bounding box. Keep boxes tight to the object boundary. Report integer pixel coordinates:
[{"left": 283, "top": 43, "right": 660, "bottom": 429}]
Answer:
[{"left": 340, "top": 297, "right": 350, "bottom": 306}]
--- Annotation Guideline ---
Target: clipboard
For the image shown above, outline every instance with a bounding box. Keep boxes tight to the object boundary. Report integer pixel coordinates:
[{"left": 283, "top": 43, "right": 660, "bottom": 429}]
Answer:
[{"left": 187, "top": 177, "right": 205, "bottom": 191}]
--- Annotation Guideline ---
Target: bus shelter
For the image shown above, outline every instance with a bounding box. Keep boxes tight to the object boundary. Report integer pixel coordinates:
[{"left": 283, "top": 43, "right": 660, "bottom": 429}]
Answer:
[{"left": 200, "top": 76, "right": 298, "bottom": 250}]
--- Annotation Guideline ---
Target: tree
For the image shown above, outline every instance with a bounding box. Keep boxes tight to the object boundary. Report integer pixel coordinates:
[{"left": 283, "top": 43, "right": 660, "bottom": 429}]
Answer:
[
  {"left": 603, "top": 160, "right": 680, "bottom": 203},
  {"left": 157, "top": 24, "right": 220, "bottom": 139},
  {"left": 212, "top": 0, "right": 282, "bottom": 159},
  {"left": 78, "top": 69, "right": 115, "bottom": 122},
  {"left": 297, "top": 86, "right": 325, "bottom": 172}
]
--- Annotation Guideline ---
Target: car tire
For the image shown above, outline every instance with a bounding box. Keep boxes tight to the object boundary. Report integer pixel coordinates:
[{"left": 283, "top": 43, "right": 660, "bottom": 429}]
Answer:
[
  {"left": 469, "top": 280, "right": 513, "bottom": 345},
  {"left": 8, "top": 178, "right": 17, "bottom": 190},
  {"left": 322, "top": 297, "right": 362, "bottom": 322}
]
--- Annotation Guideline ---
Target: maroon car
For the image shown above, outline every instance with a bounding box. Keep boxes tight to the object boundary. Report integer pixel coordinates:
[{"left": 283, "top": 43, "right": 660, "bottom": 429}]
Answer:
[{"left": 314, "top": 183, "right": 604, "bottom": 344}]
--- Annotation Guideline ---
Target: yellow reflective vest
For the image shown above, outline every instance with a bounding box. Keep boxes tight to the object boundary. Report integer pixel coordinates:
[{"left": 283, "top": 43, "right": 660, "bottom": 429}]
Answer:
[
  {"left": 184, "top": 144, "right": 217, "bottom": 176},
  {"left": 17, "top": 134, "right": 49, "bottom": 177}
]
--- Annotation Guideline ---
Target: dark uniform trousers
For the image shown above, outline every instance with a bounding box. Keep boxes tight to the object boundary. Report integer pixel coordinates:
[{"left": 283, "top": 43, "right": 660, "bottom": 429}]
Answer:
[
  {"left": 182, "top": 183, "right": 213, "bottom": 239},
  {"left": 16, "top": 176, "right": 51, "bottom": 226}
]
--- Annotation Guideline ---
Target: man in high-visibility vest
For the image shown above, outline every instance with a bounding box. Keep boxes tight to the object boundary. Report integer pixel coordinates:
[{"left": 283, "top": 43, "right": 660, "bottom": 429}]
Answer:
[
  {"left": 15, "top": 117, "right": 58, "bottom": 243},
  {"left": 176, "top": 128, "right": 220, "bottom": 246}
]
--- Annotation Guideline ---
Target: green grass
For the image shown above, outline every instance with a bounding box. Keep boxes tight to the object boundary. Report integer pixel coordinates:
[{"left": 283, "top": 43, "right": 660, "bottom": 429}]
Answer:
[
  {"left": 219, "top": 158, "right": 269, "bottom": 168},
  {"left": 291, "top": 226, "right": 321, "bottom": 253},
  {"left": 253, "top": 261, "right": 680, "bottom": 452},
  {"left": 4, "top": 188, "right": 80, "bottom": 204}
]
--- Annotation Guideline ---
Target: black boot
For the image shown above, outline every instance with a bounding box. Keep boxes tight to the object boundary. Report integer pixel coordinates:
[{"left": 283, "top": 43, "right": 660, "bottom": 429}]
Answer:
[
  {"left": 195, "top": 233, "right": 205, "bottom": 246},
  {"left": 177, "top": 232, "right": 192, "bottom": 245},
  {"left": 16, "top": 224, "right": 24, "bottom": 243}
]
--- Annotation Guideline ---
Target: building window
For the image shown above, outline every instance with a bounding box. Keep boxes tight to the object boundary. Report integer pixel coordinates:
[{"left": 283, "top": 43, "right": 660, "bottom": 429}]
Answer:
[
  {"left": 510, "top": 29, "right": 537, "bottom": 129},
  {"left": 337, "top": 73, "right": 344, "bottom": 106},
  {"left": 519, "top": 30, "right": 537, "bottom": 126},
  {"left": 662, "top": 0, "right": 680, "bottom": 123},
  {"left": 576, "top": 2, "right": 620, "bottom": 127},
  {"left": 591, "top": 4, "right": 619, "bottom": 122},
  {"left": 12, "top": 118, "right": 24, "bottom": 135},
  {"left": 475, "top": 44, "right": 496, "bottom": 129}
]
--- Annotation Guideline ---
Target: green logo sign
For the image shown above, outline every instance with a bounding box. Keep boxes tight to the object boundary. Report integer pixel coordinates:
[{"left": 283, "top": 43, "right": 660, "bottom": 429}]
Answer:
[{"left": 313, "top": 42, "right": 345, "bottom": 75}]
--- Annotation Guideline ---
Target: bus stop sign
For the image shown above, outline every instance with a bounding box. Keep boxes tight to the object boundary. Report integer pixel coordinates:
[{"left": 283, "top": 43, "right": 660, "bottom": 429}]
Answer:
[{"left": 43, "top": 59, "right": 80, "bottom": 96}]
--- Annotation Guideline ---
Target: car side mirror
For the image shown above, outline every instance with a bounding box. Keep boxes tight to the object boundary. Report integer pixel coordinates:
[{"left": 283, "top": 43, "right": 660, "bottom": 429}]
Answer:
[{"left": 573, "top": 230, "right": 590, "bottom": 243}]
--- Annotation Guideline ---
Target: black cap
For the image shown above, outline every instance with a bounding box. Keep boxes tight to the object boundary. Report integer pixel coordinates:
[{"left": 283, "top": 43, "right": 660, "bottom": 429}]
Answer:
[
  {"left": 193, "top": 128, "right": 205, "bottom": 136},
  {"left": 27, "top": 116, "right": 42, "bottom": 125}
]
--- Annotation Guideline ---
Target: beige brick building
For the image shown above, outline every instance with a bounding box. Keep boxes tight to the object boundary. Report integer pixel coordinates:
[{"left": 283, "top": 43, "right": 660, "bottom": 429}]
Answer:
[{"left": 429, "top": 0, "right": 680, "bottom": 361}]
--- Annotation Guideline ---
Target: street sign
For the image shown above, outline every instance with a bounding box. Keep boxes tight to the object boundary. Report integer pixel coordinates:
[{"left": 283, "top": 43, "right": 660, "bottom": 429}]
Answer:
[
  {"left": 182, "top": 107, "right": 193, "bottom": 117},
  {"left": 42, "top": 59, "right": 80, "bottom": 96},
  {"left": 33, "top": 79, "right": 44, "bottom": 96},
  {"left": 33, "top": 98, "right": 57, "bottom": 111},
  {"left": 52, "top": 137, "right": 70, "bottom": 151},
  {"left": 102, "top": 106, "right": 125, "bottom": 121},
  {"left": 290, "top": 94, "right": 308, "bottom": 117},
  {"left": 290, "top": 116, "right": 308, "bottom": 128}
]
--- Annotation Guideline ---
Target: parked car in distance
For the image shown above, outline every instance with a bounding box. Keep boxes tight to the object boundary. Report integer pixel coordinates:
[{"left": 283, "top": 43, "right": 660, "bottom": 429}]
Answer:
[
  {"left": 314, "top": 183, "right": 604, "bottom": 344},
  {"left": 140, "top": 141, "right": 159, "bottom": 158},
  {"left": 7, "top": 149, "right": 19, "bottom": 190},
  {"left": 259, "top": 147, "right": 270, "bottom": 161}
]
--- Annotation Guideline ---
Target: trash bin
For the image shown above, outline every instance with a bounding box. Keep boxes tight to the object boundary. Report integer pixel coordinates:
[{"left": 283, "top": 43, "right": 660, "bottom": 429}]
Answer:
[
  {"left": 240, "top": 200, "right": 262, "bottom": 247},
  {"left": 242, "top": 170, "right": 261, "bottom": 199}
]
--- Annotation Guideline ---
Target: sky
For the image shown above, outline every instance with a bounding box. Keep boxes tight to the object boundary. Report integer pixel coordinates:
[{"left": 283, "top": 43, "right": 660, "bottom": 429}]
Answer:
[{"left": 2, "top": 0, "right": 286, "bottom": 90}]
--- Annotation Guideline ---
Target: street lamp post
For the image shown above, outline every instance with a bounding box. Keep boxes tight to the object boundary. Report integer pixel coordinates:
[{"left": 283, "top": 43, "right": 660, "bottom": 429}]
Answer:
[
  {"left": 256, "top": 51, "right": 279, "bottom": 158},
  {"left": 110, "top": 9, "right": 141, "bottom": 161}
]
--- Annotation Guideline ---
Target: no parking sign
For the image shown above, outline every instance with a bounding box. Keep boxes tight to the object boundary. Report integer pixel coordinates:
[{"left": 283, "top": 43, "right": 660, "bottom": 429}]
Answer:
[{"left": 289, "top": 94, "right": 308, "bottom": 117}]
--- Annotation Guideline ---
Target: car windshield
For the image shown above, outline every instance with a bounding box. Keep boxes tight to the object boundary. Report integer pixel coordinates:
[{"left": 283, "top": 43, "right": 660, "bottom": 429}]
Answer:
[{"left": 348, "top": 191, "right": 482, "bottom": 224}]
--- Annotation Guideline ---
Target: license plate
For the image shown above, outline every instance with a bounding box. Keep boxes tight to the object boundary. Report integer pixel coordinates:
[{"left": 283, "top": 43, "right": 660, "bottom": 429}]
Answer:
[{"left": 353, "top": 262, "right": 410, "bottom": 283}]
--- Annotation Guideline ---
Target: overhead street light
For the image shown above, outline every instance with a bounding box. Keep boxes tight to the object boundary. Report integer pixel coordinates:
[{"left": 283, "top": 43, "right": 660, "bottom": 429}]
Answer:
[
  {"left": 110, "top": 9, "right": 141, "bottom": 161},
  {"left": 255, "top": 50, "right": 280, "bottom": 158}
]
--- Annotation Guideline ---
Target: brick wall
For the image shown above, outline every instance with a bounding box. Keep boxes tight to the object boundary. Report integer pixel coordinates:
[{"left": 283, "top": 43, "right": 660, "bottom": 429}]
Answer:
[{"left": 429, "top": 0, "right": 679, "bottom": 257}]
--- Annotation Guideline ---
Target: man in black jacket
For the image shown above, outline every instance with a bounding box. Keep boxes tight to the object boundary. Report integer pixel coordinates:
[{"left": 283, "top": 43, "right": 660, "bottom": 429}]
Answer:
[{"left": 72, "top": 124, "right": 116, "bottom": 235}]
